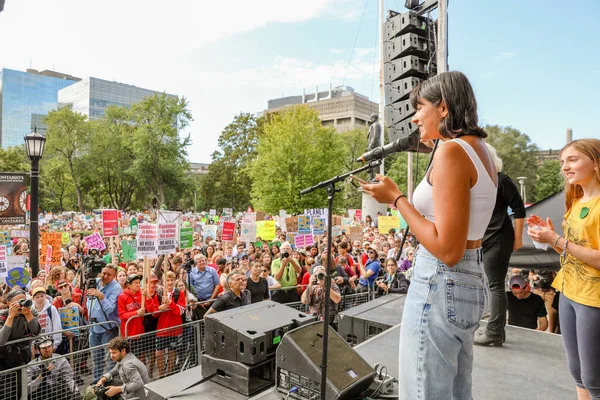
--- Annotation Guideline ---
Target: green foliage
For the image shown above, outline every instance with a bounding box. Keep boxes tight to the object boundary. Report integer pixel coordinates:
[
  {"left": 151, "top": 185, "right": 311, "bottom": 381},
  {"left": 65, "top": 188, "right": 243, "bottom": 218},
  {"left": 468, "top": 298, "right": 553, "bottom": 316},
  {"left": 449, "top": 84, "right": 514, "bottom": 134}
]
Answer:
[
  {"left": 39, "top": 156, "right": 78, "bottom": 212},
  {"left": 0, "top": 145, "right": 29, "bottom": 173},
  {"left": 248, "top": 106, "right": 345, "bottom": 213},
  {"left": 387, "top": 151, "right": 430, "bottom": 197},
  {"left": 339, "top": 127, "right": 369, "bottom": 209},
  {"left": 129, "top": 93, "right": 192, "bottom": 208},
  {"left": 201, "top": 113, "right": 260, "bottom": 210},
  {"left": 484, "top": 125, "right": 539, "bottom": 202},
  {"left": 536, "top": 159, "right": 563, "bottom": 200}
]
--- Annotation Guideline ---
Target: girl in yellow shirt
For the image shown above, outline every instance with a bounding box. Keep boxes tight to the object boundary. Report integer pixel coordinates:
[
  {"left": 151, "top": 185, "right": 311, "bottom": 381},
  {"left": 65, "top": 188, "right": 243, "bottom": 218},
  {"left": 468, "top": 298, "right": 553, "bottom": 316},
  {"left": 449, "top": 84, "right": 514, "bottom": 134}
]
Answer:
[{"left": 528, "top": 138, "right": 600, "bottom": 400}]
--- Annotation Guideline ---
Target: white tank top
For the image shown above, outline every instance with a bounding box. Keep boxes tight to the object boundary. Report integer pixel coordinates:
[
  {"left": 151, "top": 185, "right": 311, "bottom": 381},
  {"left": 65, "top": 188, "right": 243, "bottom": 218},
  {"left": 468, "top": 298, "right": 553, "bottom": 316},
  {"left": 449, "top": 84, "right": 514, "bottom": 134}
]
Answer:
[{"left": 412, "top": 138, "right": 497, "bottom": 241}]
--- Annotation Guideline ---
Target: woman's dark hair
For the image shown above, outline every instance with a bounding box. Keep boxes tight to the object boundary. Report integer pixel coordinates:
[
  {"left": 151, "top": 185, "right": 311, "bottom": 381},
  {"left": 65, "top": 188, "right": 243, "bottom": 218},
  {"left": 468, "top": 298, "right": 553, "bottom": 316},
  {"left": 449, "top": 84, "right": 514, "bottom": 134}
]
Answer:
[{"left": 410, "top": 71, "right": 487, "bottom": 139}]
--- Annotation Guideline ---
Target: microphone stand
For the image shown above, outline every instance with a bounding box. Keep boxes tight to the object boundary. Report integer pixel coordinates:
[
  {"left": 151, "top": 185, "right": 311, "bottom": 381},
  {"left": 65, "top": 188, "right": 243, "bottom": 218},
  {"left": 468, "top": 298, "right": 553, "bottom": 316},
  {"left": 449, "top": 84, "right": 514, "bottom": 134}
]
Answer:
[{"left": 300, "top": 159, "right": 382, "bottom": 400}]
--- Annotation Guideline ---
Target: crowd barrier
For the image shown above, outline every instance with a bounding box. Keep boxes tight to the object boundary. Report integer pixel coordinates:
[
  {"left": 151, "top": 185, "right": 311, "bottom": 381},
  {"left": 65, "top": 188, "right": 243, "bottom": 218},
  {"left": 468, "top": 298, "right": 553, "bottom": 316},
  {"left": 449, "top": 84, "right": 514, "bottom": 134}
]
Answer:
[{"left": 0, "top": 287, "right": 381, "bottom": 399}]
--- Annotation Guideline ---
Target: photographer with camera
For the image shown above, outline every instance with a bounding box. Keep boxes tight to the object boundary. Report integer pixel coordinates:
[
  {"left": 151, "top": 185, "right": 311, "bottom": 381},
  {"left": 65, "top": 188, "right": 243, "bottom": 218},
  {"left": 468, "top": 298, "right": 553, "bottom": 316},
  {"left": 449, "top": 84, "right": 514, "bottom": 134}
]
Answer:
[
  {"left": 27, "top": 337, "right": 80, "bottom": 400},
  {"left": 271, "top": 242, "right": 302, "bottom": 304},
  {"left": 0, "top": 289, "right": 41, "bottom": 371},
  {"left": 86, "top": 264, "right": 123, "bottom": 384},
  {"left": 95, "top": 337, "right": 149, "bottom": 400},
  {"left": 301, "top": 266, "right": 341, "bottom": 326}
]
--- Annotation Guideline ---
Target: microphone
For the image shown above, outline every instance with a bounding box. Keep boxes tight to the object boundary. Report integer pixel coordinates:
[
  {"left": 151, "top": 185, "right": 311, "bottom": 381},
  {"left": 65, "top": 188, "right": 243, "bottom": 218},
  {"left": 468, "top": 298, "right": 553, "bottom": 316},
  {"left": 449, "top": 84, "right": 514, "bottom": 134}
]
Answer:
[{"left": 356, "top": 132, "right": 420, "bottom": 162}]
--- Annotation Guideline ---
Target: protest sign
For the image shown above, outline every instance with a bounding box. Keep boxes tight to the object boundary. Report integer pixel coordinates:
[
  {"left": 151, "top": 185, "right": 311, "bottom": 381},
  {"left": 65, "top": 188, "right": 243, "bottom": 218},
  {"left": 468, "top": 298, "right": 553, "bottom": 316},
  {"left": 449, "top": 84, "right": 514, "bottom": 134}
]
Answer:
[
  {"left": 203, "top": 225, "right": 217, "bottom": 241},
  {"left": 332, "top": 226, "right": 342, "bottom": 237},
  {"left": 240, "top": 223, "right": 256, "bottom": 243},
  {"left": 209, "top": 209, "right": 217, "bottom": 216},
  {"left": 304, "top": 208, "right": 328, "bottom": 219},
  {"left": 279, "top": 210, "right": 287, "bottom": 218},
  {"left": 341, "top": 217, "right": 351, "bottom": 226},
  {"left": 223, "top": 208, "right": 233, "bottom": 217},
  {"left": 129, "top": 217, "right": 139, "bottom": 234},
  {"left": 255, "top": 211, "right": 266, "bottom": 221},
  {"left": 298, "top": 215, "right": 311, "bottom": 234},
  {"left": 84, "top": 232, "right": 106, "bottom": 251},
  {"left": 10, "top": 230, "right": 29, "bottom": 239},
  {"left": 6, "top": 267, "right": 30, "bottom": 288},
  {"left": 0, "top": 231, "right": 10, "bottom": 245},
  {"left": 7, "top": 256, "right": 26, "bottom": 272},
  {"left": 102, "top": 209, "right": 119, "bottom": 237},
  {"left": 180, "top": 228, "right": 193, "bottom": 249},
  {"left": 378, "top": 216, "right": 401, "bottom": 233},
  {"left": 242, "top": 212, "right": 256, "bottom": 224},
  {"left": 41, "top": 232, "right": 63, "bottom": 266},
  {"left": 286, "top": 233, "right": 297, "bottom": 248},
  {"left": 157, "top": 223, "right": 177, "bottom": 255},
  {"left": 355, "top": 209, "right": 362, "bottom": 221},
  {"left": 391, "top": 209, "right": 408, "bottom": 229},
  {"left": 158, "top": 210, "right": 181, "bottom": 230},
  {"left": 349, "top": 226, "right": 362, "bottom": 242},
  {"left": 294, "top": 234, "right": 314, "bottom": 249},
  {"left": 0, "top": 173, "right": 26, "bottom": 225},
  {"left": 222, "top": 222, "right": 235, "bottom": 242},
  {"left": 45, "top": 245, "right": 52, "bottom": 272},
  {"left": 256, "top": 221, "right": 276, "bottom": 241},
  {"left": 62, "top": 232, "right": 71, "bottom": 245},
  {"left": 311, "top": 217, "right": 326, "bottom": 235},
  {"left": 59, "top": 307, "right": 80, "bottom": 335},
  {"left": 121, "top": 240, "right": 137, "bottom": 261},
  {"left": 333, "top": 215, "right": 342, "bottom": 227},
  {"left": 0, "top": 245, "right": 7, "bottom": 279},
  {"left": 137, "top": 223, "right": 158, "bottom": 257},
  {"left": 285, "top": 216, "right": 298, "bottom": 233}
]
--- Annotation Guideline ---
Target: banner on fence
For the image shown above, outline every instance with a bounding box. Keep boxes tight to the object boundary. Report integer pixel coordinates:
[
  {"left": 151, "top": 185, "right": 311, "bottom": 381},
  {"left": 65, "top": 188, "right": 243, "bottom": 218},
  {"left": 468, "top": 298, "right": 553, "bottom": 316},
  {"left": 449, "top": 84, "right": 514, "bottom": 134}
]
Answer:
[{"left": 137, "top": 223, "right": 158, "bottom": 257}]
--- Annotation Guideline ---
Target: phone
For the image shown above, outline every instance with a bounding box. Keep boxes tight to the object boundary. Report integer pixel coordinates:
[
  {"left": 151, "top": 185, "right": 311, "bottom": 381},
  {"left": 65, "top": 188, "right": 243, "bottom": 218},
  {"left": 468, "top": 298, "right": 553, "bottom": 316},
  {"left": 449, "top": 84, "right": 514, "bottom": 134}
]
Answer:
[{"left": 349, "top": 175, "right": 368, "bottom": 185}]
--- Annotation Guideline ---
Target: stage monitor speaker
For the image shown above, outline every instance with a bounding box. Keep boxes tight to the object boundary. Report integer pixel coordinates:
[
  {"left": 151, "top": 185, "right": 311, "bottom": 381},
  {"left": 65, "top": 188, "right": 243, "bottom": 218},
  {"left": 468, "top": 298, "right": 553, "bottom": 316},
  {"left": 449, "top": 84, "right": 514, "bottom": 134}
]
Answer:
[{"left": 276, "top": 322, "right": 376, "bottom": 400}]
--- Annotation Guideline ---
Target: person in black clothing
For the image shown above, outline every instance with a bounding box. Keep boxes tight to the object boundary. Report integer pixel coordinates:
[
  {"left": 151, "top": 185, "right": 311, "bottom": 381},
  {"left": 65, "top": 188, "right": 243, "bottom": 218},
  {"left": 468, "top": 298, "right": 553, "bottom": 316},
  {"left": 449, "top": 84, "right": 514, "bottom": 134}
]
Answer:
[
  {"left": 376, "top": 258, "right": 410, "bottom": 295},
  {"left": 475, "top": 145, "right": 526, "bottom": 346},
  {"left": 246, "top": 262, "right": 270, "bottom": 303},
  {"left": 506, "top": 276, "right": 548, "bottom": 331},
  {"left": 205, "top": 271, "right": 251, "bottom": 316}
]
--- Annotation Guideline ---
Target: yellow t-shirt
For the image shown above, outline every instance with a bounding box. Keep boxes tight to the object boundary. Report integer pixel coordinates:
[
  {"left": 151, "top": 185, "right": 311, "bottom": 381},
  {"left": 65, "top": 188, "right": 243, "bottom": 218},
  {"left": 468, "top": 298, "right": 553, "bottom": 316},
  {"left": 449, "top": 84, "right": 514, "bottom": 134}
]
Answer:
[{"left": 552, "top": 195, "right": 600, "bottom": 308}]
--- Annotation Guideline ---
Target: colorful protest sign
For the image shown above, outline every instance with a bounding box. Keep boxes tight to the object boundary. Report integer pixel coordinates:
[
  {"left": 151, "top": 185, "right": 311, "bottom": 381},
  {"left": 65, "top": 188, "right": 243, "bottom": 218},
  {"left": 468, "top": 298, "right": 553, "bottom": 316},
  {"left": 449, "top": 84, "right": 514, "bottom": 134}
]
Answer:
[
  {"left": 209, "top": 209, "right": 217, "bottom": 216},
  {"left": 84, "top": 232, "right": 106, "bottom": 251},
  {"left": 203, "top": 225, "right": 217, "bottom": 241},
  {"left": 242, "top": 212, "right": 256, "bottom": 224},
  {"left": 223, "top": 208, "right": 233, "bottom": 217},
  {"left": 304, "top": 208, "right": 328, "bottom": 219},
  {"left": 121, "top": 240, "right": 137, "bottom": 261},
  {"left": 59, "top": 307, "right": 80, "bottom": 334},
  {"left": 62, "top": 232, "right": 71, "bottom": 245},
  {"left": 378, "top": 216, "right": 401, "bottom": 233},
  {"left": 311, "top": 217, "right": 326, "bottom": 235},
  {"left": 41, "top": 232, "right": 63, "bottom": 266},
  {"left": 256, "top": 221, "right": 276, "bottom": 241},
  {"left": 102, "top": 209, "right": 119, "bottom": 237},
  {"left": 332, "top": 226, "right": 342, "bottom": 237},
  {"left": 298, "top": 215, "right": 311, "bottom": 234},
  {"left": 240, "top": 223, "right": 256, "bottom": 243},
  {"left": 45, "top": 245, "right": 52, "bottom": 272},
  {"left": 285, "top": 216, "right": 298, "bottom": 233},
  {"left": 222, "top": 222, "right": 235, "bottom": 242},
  {"left": 286, "top": 233, "right": 297, "bottom": 248},
  {"left": 6, "top": 267, "right": 30, "bottom": 288},
  {"left": 129, "top": 217, "right": 139, "bottom": 234},
  {"left": 0, "top": 231, "right": 10, "bottom": 245},
  {"left": 0, "top": 173, "right": 26, "bottom": 225},
  {"left": 157, "top": 223, "right": 178, "bottom": 255},
  {"left": 0, "top": 245, "right": 7, "bottom": 279},
  {"left": 180, "top": 228, "right": 194, "bottom": 249},
  {"left": 294, "top": 234, "right": 314, "bottom": 249},
  {"left": 10, "top": 230, "right": 29, "bottom": 239},
  {"left": 137, "top": 224, "right": 158, "bottom": 257},
  {"left": 355, "top": 209, "right": 362, "bottom": 221},
  {"left": 391, "top": 209, "right": 408, "bottom": 229},
  {"left": 341, "top": 217, "right": 351, "bottom": 226}
]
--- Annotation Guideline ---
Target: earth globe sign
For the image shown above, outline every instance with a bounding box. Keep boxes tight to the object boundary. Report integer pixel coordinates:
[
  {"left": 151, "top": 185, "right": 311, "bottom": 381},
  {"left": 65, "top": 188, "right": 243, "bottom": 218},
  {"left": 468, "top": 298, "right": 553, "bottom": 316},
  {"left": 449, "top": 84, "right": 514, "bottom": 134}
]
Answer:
[{"left": 7, "top": 267, "right": 31, "bottom": 288}]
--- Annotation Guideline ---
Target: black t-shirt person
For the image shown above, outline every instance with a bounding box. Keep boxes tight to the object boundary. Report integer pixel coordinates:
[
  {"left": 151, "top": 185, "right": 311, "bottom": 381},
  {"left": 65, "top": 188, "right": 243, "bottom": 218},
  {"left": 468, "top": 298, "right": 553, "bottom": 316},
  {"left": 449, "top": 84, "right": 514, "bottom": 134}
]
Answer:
[
  {"left": 246, "top": 276, "right": 269, "bottom": 303},
  {"left": 507, "top": 291, "right": 547, "bottom": 329}
]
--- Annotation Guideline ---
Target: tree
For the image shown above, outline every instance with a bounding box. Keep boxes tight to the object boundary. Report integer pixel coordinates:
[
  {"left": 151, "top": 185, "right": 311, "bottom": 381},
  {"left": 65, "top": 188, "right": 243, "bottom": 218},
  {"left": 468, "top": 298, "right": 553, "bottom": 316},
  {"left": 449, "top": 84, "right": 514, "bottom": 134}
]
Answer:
[
  {"left": 201, "top": 113, "right": 260, "bottom": 210},
  {"left": 44, "top": 106, "right": 90, "bottom": 212},
  {"left": 0, "top": 145, "right": 29, "bottom": 173},
  {"left": 536, "top": 159, "right": 563, "bottom": 200},
  {"left": 39, "top": 156, "right": 78, "bottom": 212},
  {"left": 129, "top": 93, "right": 192, "bottom": 207},
  {"left": 387, "top": 151, "right": 430, "bottom": 197},
  {"left": 248, "top": 106, "right": 345, "bottom": 213},
  {"left": 339, "top": 127, "right": 369, "bottom": 210},
  {"left": 86, "top": 106, "right": 137, "bottom": 209},
  {"left": 485, "top": 125, "right": 539, "bottom": 202}
]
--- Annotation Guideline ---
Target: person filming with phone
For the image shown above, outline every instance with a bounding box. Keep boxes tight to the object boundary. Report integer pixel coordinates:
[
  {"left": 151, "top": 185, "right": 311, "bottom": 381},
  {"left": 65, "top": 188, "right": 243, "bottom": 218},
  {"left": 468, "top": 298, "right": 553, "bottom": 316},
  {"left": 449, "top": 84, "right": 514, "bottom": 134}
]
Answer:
[{"left": 301, "top": 266, "right": 341, "bottom": 326}]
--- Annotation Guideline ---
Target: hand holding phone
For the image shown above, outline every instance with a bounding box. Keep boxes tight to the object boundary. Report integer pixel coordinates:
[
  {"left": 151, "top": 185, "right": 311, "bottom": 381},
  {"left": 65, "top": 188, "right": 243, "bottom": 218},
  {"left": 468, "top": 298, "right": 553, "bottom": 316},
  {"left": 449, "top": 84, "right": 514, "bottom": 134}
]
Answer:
[{"left": 349, "top": 175, "right": 368, "bottom": 185}]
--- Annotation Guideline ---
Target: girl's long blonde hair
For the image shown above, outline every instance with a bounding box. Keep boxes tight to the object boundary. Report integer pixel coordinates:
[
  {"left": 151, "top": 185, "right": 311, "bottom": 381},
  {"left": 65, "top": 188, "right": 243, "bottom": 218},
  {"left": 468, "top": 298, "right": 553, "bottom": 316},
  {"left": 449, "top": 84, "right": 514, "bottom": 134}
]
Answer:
[{"left": 560, "top": 139, "right": 600, "bottom": 211}]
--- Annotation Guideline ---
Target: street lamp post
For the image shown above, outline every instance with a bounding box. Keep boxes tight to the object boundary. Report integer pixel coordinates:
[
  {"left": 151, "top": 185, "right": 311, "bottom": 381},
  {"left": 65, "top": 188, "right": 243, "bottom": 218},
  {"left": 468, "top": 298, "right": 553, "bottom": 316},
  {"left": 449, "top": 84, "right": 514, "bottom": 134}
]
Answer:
[
  {"left": 24, "top": 128, "right": 46, "bottom": 278},
  {"left": 517, "top": 176, "right": 527, "bottom": 205}
]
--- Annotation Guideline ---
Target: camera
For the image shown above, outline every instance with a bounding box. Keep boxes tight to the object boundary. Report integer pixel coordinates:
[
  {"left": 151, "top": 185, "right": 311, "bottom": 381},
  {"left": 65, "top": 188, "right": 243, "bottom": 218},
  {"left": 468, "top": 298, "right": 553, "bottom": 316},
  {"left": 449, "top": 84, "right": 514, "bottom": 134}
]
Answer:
[
  {"left": 19, "top": 299, "right": 32, "bottom": 308},
  {"left": 316, "top": 273, "right": 325, "bottom": 281},
  {"left": 82, "top": 250, "right": 106, "bottom": 294},
  {"left": 282, "top": 252, "right": 290, "bottom": 258},
  {"left": 94, "top": 385, "right": 110, "bottom": 400}
]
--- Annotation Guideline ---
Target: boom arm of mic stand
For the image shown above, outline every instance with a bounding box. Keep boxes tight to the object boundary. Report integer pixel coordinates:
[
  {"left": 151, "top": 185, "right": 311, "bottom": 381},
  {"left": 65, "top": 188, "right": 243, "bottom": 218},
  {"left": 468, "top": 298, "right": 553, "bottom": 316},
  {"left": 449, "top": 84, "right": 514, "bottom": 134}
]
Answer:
[{"left": 299, "top": 160, "right": 382, "bottom": 195}]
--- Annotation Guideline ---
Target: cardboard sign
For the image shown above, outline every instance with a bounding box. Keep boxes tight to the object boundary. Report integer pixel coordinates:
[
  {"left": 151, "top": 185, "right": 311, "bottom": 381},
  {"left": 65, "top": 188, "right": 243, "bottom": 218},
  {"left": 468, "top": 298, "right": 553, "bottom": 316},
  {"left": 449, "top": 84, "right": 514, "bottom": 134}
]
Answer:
[
  {"left": 62, "top": 232, "right": 71, "bottom": 245},
  {"left": 222, "top": 222, "right": 235, "bottom": 242},
  {"left": 332, "top": 226, "right": 342, "bottom": 237},
  {"left": 121, "top": 240, "right": 137, "bottom": 261},
  {"left": 332, "top": 215, "right": 342, "bottom": 227},
  {"left": 240, "top": 223, "right": 256, "bottom": 243},
  {"left": 10, "top": 230, "right": 29, "bottom": 239},
  {"left": 285, "top": 216, "right": 298, "bottom": 234},
  {"left": 255, "top": 211, "right": 266, "bottom": 221},
  {"left": 41, "top": 232, "right": 63, "bottom": 266},
  {"left": 157, "top": 223, "right": 178, "bottom": 255},
  {"left": 84, "top": 232, "right": 106, "bottom": 251},
  {"left": 102, "top": 209, "right": 119, "bottom": 237},
  {"left": 180, "top": 228, "right": 194, "bottom": 249},
  {"left": 378, "top": 216, "right": 401, "bottom": 233},
  {"left": 349, "top": 226, "right": 363, "bottom": 242},
  {"left": 59, "top": 307, "right": 80, "bottom": 334},
  {"left": 203, "top": 225, "right": 217, "bottom": 241},
  {"left": 256, "top": 221, "right": 276, "bottom": 241},
  {"left": 311, "top": 217, "right": 326, "bottom": 235},
  {"left": 0, "top": 245, "right": 7, "bottom": 279},
  {"left": 298, "top": 215, "right": 311, "bottom": 235},
  {"left": 342, "top": 217, "right": 351, "bottom": 226},
  {"left": 137, "top": 223, "right": 158, "bottom": 257},
  {"left": 223, "top": 208, "right": 233, "bottom": 217}
]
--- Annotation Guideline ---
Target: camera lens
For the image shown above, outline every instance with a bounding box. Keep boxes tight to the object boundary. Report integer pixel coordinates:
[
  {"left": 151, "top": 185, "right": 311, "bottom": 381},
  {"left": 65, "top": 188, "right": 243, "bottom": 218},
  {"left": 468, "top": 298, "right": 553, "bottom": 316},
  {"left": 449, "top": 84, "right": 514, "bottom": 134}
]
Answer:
[
  {"left": 19, "top": 299, "right": 32, "bottom": 308},
  {"left": 317, "top": 273, "right": 325, "bottom": 281}
]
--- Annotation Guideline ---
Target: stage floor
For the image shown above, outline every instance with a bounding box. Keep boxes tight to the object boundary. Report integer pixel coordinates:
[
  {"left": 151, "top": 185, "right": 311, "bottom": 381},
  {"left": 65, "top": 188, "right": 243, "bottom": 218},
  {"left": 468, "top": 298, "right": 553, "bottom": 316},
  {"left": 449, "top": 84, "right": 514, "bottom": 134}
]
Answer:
[{"left": 146, "top": 322, "right": 576, "bottom": 399}]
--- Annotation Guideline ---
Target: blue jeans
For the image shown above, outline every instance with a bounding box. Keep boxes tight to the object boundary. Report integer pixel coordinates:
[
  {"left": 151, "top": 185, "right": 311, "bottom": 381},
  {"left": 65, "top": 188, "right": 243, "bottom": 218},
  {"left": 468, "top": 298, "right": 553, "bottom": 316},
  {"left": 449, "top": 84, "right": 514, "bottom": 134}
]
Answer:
[
  {"left": 89, "top": 330, "right": 117, "bottom": 383},
  {"left": 399, "top": 247, "right": 488, "bottom": 400}
]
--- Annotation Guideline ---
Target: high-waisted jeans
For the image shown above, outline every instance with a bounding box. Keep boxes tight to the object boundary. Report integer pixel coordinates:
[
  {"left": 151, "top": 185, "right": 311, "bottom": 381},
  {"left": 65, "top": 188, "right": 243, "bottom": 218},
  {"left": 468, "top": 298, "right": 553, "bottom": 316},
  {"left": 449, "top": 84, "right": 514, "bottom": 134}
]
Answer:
[{"left": 399, "top": 247, "right": 489, "bottom": 400}]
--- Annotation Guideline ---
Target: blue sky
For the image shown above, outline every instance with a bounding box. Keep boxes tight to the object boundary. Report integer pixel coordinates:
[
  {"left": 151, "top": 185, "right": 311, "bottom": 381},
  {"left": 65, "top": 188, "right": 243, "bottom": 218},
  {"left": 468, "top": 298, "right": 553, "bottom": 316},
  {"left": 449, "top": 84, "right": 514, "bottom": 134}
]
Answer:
[{"left": 1, "top": 0, "right": 598, "bottom": 163}]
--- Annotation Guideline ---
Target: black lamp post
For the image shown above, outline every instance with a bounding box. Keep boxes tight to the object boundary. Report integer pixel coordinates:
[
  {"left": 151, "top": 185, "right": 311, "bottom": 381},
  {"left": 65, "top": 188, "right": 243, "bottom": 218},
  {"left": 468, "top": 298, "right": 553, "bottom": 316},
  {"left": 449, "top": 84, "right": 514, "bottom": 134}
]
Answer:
[{"left": 24, "top": 128, "right": 46, "bottom": 278}]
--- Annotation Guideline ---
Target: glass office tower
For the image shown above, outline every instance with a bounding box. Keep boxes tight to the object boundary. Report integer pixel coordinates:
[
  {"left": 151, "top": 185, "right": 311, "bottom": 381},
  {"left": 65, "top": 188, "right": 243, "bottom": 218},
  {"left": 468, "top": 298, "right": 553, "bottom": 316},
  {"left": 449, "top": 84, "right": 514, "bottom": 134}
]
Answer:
[{"left": 0, "top": 68, "right": 79, "bottom": 148}]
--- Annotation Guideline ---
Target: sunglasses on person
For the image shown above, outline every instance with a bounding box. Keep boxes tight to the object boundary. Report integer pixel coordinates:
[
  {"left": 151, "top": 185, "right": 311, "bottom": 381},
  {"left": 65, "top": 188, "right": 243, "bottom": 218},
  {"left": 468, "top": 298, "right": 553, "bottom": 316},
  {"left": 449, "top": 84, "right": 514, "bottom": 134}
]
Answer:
[
  {"left": 368, "top": 251, "right": 376, "bottom": 255},
  {"left": 57, "top": 284, "right": 69, "bottom": 290}
]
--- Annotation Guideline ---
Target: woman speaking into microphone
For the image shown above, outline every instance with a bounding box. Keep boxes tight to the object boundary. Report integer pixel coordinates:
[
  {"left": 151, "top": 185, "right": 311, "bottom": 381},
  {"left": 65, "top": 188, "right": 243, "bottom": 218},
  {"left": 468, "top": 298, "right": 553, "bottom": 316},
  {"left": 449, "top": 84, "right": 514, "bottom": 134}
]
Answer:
[{"left": 361, "top": 71, "right": 497, "bottom": 399}]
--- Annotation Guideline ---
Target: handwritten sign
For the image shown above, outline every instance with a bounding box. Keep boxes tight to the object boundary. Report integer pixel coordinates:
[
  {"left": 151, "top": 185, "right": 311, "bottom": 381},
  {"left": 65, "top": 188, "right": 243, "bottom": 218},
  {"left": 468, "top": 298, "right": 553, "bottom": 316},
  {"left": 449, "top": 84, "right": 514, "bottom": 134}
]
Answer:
[
  {"left": 59, "top": 307, "right": 80, "bottom": 335},
  {"left": 298, "top": 215, "right": 311, "bottom": 235},
  {"left": 41, "top": 232, "right": 63, "bottom": 265},
  {"left": 285, "top": 216, "right": 298, "bottom": 233},
  {"left": 157, "top": 223, "right": 177, "bottom": 255},
  {"left": 121, "top": 240, "right": 137, "bottom": 261},
  {"left": 180, "top": 228, "right": 193, "bottom": 249},
  {"left": 256, "top": 221, "right": 276, "bottom": 241},
  {"left": 10, "top": 230, "right": 29, "bottom": 239},
  {"left": 222, "top": 222, "right": 235, "bottom": 242},
  {"left": 84, "top": 232, "right": 106, "bottom": 251},
  {"left": 0, "top": 245, "right": 7, "bottom": 278},
  {"left": 102, "top": 209, "right": 119, "bottom": 237},
  {"left": 62, "top": 232, "right": 71, "bottom": 245},
  {"left": 349, "top": 226, "right": 363, "bottom": 242},
  {"left": 332, "top": 226, "right": 342, "bottom": 237},
  {"left": 378, "top": 216, "right": 401, "bottom": 233},
  {"left": 311, "top": 217, "right": 326, "bottom": 236},
  {"left": 294, "top": 234, "right": 314, "bottom": 249},
  {"left": 241, "top": 223, "right": 256, "bottom": 243},
  {"left": 137, "top": 223, "right": 158, "bottom": 257}
]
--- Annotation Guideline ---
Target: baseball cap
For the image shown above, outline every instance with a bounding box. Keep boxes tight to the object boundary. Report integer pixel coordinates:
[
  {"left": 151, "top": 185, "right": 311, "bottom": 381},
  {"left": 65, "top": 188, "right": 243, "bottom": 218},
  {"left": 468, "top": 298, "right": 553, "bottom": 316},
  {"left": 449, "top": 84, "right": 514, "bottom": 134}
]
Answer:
[
  {"left": 238, "top": 252, "right": 249, "bottom": 259},
  {"left": 127, "top": 274, "right": 143, "bottom": 284},
  {"left": 150, "top": 274, "right": 160, "bottom": 282},
  {"left": 32, "top": 287, "right": 46, "bottom": 297},
  {"left": 298, "top": 249, "right": 307, "bottom": 256},
  {"left": 509, "top": 275, "right": 526, "bottom": 289},
  {"left": 362, "top": 241, "right": 372, "bottom": 249}
]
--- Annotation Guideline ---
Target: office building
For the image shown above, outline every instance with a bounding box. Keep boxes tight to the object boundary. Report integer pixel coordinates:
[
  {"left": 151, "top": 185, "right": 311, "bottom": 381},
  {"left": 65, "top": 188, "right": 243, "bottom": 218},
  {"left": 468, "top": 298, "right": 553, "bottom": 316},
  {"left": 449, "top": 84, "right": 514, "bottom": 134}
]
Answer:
[
  {"left": 189, "top": 162, "right": 210, "bottom": 175},
  {"left": 0, "top": 68, "right": 80, "bottom": 148},
  {"left": 265, "top": 84, "right": 379, "bottom": 132},
  {"left": 58, "top": 77, "right": 177, "bottom": 120}
]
